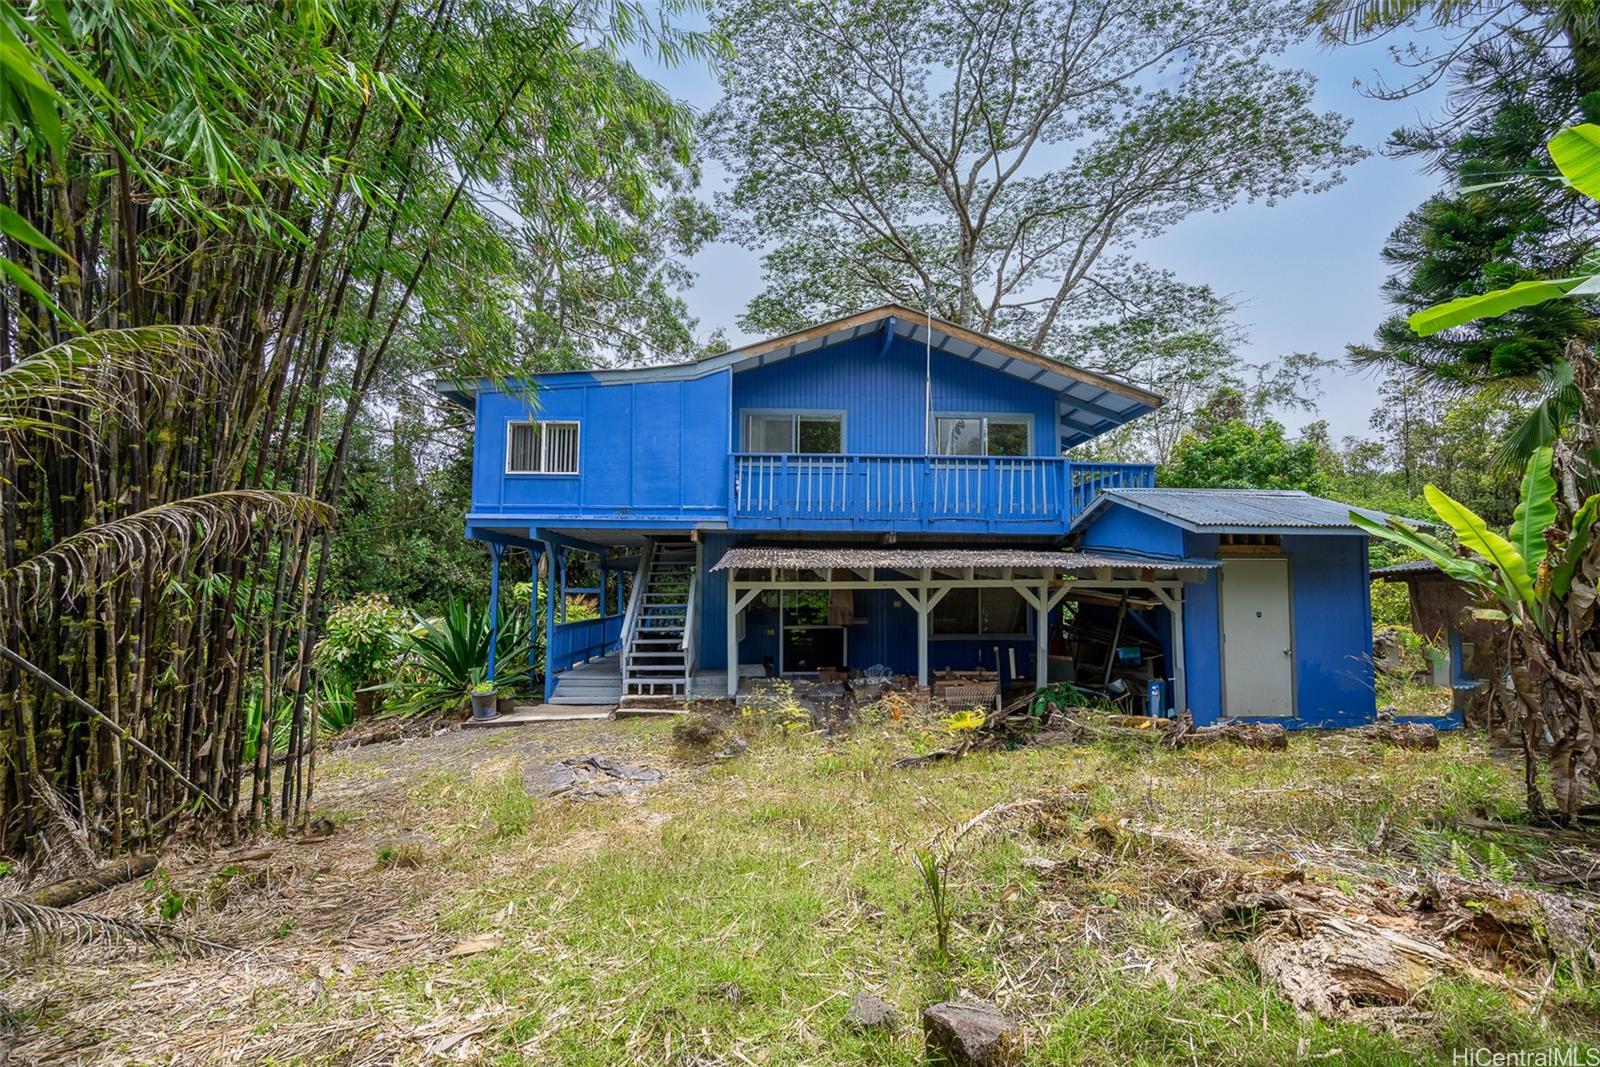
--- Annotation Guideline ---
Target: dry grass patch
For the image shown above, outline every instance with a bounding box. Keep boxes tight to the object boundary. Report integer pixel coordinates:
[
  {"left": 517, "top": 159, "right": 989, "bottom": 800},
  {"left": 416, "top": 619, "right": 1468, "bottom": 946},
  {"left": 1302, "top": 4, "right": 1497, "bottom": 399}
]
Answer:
[{"left": 4, "top": 717, "right": 1597, "bottom": 1065}]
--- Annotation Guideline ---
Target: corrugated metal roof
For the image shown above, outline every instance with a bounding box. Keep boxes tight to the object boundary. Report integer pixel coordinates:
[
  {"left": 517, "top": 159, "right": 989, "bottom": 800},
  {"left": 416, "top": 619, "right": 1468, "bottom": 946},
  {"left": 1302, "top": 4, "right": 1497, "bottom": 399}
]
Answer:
[
  {"left": 1072, "top": 488, "right": 1402, "bottom": 535},
  {"left": 1371, "top": 559, "right": 1443, "bottom": 578},
  {"left": 710, "top": 546, "right": 1218, "bottom": 574}
]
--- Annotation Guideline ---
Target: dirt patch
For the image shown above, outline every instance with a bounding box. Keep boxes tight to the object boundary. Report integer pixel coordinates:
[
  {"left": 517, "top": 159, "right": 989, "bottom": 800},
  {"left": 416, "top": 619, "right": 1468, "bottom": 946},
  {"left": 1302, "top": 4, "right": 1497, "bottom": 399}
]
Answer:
[{"left": 3, "top": 719, "right": 673, "bottom": 1065}]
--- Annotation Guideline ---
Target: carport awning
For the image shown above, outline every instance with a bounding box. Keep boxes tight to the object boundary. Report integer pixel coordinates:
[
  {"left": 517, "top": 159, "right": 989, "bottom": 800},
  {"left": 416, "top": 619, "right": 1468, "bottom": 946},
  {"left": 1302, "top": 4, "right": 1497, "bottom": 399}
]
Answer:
[{"left": 710, "top": 546, "right": 1217, "bottom": 575}]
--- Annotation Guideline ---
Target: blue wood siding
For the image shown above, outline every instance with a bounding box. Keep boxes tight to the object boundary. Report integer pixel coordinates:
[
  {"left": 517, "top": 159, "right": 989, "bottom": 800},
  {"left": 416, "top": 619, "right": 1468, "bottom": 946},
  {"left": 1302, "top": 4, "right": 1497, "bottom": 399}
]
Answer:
[
  {"left": 470, "top": 371, "right": 731, "bottom": 524},
  {"left": 1076, "top": 501, "right": 1187, "bottom": 557},
  {"left": 1073, "top": 502, "right": 1377, "bottom": 728},
  {"left": 1170, "top": 531, "right": 1374, "bottom": 727},
  {"left": 732, "top": 333, "right": 1059, "bottom": 455}
]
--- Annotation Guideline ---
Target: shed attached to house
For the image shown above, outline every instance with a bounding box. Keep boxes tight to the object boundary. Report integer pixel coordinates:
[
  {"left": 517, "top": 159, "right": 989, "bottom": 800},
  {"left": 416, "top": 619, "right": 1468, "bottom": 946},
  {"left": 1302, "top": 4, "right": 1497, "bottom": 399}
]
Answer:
[{"left": 1071, "top": 489, "right": 1382, "bottom": 728}]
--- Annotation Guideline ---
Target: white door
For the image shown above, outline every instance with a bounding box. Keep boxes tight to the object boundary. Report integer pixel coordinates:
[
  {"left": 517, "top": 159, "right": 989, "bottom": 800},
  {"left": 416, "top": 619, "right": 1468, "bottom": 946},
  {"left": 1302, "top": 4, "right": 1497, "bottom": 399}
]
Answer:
[{"left": 1220, "top": 558, "right": 1295, "bottom": 718}]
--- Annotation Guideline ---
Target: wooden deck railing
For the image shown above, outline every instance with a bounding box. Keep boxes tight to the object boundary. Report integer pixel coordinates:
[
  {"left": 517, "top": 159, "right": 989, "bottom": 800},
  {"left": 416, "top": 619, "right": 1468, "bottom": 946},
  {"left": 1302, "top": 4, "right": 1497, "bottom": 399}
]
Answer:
[{"left": 729, "top": 454, "right": 1153, "bottom": 525}]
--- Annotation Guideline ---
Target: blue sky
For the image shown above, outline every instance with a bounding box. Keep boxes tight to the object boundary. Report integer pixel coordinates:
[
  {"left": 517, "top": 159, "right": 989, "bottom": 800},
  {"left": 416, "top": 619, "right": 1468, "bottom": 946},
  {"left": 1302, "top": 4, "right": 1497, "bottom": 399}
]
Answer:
[{"left": 636, "top": 25, "right": 1450, "bottom": 443}]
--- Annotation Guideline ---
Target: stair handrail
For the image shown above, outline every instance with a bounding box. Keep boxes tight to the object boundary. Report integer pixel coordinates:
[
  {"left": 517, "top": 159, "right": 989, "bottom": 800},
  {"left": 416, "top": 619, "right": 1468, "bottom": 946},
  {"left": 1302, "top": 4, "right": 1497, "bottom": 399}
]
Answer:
[
  {"left": 619, "top": 539, "right": 653, "bottom": 659},
  {"left": 680, "top": 544, "right": 700, "bottom": 684}
]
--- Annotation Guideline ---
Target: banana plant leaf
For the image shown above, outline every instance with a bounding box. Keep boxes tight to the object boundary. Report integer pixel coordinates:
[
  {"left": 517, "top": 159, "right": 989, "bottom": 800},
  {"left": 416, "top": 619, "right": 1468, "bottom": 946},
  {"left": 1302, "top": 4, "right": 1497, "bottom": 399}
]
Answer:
[
  {"left": 1509, "top": 447, "right": 1557, "bottom": 572},
  {"left": 1348, "top": 511, "right": 1494, "bottom": 589},
  {"left": 1551, "top": 494, "right": 1600, "bottom": 599},
  {"left": 1408, "top": 277, "right": 1585, "bottom": 337},
  {"left": 1423, "top": 485, "right": 1539, "bottom": 622},
  {"left": 1548, "top": 123, "right": 1600, "bottom": 200}
]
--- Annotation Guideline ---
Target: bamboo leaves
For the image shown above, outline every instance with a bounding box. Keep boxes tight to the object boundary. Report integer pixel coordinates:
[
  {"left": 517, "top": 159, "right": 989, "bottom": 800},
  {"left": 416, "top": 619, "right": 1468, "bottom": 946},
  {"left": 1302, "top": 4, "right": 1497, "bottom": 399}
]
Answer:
[{"left": 0, "top": 327, "right": 218, "bottom": 442}]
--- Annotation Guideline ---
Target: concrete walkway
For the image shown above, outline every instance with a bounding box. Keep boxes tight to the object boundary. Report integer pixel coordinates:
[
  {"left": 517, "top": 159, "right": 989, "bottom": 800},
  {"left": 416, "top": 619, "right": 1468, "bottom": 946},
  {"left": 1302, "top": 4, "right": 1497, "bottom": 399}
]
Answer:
[{"left": 463, "top": 704, "right": 614, "bottom": 729}]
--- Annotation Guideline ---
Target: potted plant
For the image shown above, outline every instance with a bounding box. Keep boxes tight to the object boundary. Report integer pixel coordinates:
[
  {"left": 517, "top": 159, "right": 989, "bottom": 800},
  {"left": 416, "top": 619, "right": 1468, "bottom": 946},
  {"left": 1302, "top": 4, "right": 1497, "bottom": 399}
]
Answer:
[{"left": 469, "top": 669, "right": 499, "bottom": 721}]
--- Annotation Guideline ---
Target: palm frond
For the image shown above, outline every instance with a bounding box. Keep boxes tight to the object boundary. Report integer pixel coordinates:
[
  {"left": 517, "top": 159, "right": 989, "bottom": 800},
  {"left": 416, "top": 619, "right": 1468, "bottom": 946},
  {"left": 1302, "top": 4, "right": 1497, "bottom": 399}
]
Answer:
[
  {"left": 0, "top": 326, "right": 221, "bottom": 442},
  {"left": 1494, "top": 360, "right": 1580, "bottom": 471},
  {"left": 30, "top": 777, "right": 97, "bottom": 885},
  {"left": 1309, "top": 0, "right": 1497, "bottom": 42},
  {"left": 0, "top": 896, "right": 229, "bottom": 953},
  {"left": 2, "top": 490, "right": 334, "bottom": 603}
]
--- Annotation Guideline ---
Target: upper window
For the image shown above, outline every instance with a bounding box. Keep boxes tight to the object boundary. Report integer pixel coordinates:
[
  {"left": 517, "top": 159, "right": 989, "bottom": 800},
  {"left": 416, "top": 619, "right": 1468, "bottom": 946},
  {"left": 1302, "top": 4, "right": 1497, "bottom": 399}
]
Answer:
[
  {"left": 929, "top": 588, "right": 1030, "bottom": 637},
  {"left": 507, "top": 420, "right": 579, "bottom": 474},
  {"left": 743, "top": 411, "right": 843, "bottom": 453},
  {"left": 934, "top": 414, "right": 1030, "bottom": 457}
]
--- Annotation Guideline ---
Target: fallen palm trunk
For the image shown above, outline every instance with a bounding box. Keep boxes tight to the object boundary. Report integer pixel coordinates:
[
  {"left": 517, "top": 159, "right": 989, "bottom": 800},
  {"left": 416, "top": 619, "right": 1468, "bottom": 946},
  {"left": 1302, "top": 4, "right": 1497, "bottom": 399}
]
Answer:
[
  {"left": 1104, "top": 713, "right": 1288, "bottom": 750},
  {"left": 22, "top": 855, "right": 157, "bottom": 909},
  {"left": 1084, "top": 818, "right": 1596, "bottom": 1022},
  {"left": 1351, "top": 722, "right": 1440, "bottom": 750}
]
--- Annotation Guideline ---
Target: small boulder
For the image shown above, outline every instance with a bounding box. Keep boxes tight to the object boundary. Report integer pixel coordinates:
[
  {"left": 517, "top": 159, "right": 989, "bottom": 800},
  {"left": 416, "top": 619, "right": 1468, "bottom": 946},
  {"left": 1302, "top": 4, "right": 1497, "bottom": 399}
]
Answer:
[
  {"left": 843, "top": 992, "right": 898, "bottom": 1033},
  {"left": 921, "top": 1001, "right": 1022, "bottom": 1067}
]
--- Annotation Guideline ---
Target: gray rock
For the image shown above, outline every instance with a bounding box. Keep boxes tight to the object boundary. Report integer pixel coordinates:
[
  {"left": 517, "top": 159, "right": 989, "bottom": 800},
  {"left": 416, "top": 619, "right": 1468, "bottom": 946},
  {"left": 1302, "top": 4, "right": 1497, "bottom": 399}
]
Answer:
[
  {"left": 843, "top": 992, "right": 898, "bottom": 1033},
  {"left": 538, "top": 764, "right": 578, "bottom": 795},
  {"left": 921, "top": 1001, "right": 1022, "bottom": 1067}
]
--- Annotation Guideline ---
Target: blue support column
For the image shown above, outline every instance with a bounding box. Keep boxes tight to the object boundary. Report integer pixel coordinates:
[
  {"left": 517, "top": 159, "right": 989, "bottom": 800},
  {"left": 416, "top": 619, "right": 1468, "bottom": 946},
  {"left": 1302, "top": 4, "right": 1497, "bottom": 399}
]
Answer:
[
  {"left": 543, "top": 544, "right": 563, "bottom": 702},
  {"left": 486, "top": 542, "right": 505, "bottom": 682},
  {"left": 599, "top": 552, "right": 609, "bottom": 617},
  {"left": 527, "top": 545, "right": 543, "bottom": 683},
  {"left": 558, "top": 551, "right": 570, "bottom": 623}
]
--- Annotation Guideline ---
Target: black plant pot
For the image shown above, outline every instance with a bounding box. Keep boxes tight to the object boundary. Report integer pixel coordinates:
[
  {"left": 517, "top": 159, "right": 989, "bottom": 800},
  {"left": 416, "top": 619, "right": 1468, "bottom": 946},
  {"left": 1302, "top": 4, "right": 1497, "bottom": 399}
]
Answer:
[{"left": 470, "top": 692, "right": 499, "bottom": 721}]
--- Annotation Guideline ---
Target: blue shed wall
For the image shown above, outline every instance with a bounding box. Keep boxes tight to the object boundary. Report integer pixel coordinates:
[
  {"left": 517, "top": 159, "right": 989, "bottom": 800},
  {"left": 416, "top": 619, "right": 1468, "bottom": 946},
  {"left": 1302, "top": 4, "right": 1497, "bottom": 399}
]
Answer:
[
  {"left": 1173, "top": 531, "right": 1376, "bottom": 727},
  {"left": 1075, "top": 501, "right": 1187, "bottom": 557},
  {"left": 471, "top": 371, "right": 732, "bottom": 523},
  {"left": 732, "top": 334, "right": 1060, "bottom": 455},
  {"left": 1074, "top": 503, "right": 1377, "bottom": 728}
]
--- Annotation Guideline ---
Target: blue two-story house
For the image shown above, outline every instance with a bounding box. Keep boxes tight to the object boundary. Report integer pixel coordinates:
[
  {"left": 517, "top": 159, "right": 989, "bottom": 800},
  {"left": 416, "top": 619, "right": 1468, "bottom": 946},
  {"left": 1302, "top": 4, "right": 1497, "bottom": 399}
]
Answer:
[{"left": 441, "top": 304, "right": 1390, "bottom": 727}]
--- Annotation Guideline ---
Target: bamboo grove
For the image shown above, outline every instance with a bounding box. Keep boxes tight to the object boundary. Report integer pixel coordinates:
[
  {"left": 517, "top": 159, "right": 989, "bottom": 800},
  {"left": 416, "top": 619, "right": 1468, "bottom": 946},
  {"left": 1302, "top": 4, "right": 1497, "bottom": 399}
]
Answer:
[{"left": 0, "top": 0, "right": 711, "bottom": 858}]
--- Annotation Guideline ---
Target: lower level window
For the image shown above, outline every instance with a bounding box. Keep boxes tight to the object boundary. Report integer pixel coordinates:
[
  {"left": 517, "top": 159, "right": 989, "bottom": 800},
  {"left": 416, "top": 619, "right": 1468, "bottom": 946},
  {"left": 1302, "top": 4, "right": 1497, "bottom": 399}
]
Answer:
[
  {"left": 507, "top": 420, "right": 579, "bottom": 474},
  {"left": 930, "top": 588, "right": 1029, "bottom": 636}
]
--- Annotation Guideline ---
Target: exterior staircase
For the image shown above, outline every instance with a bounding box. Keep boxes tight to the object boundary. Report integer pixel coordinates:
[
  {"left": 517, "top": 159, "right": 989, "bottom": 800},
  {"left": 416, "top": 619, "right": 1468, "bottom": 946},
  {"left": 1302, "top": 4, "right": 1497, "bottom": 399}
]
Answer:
[{"left": 620, "top": 538, "right": 697, "bottom": 705}]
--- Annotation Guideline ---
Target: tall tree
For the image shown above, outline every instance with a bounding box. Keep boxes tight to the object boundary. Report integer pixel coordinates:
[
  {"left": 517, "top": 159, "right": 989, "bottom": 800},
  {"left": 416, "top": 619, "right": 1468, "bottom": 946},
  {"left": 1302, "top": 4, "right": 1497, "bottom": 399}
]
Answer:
[
  {"left": 706, "top": 0, "right": 1363, "bottom": 367},
  {"left": 1349, "top": 42, "right": 1600, "bottom": 387}
]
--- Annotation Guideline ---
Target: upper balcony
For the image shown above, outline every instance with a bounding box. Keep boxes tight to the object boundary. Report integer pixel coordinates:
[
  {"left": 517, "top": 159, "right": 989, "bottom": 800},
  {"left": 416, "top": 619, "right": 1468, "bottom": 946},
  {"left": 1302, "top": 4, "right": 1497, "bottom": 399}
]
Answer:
[{"left": 729, "top": 453, "right": 1154, "bottom": 532}]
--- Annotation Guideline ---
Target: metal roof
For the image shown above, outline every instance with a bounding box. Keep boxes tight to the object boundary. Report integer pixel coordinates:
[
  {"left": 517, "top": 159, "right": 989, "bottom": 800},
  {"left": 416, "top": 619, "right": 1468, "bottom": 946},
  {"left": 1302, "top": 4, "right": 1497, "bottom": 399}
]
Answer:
[
  {"left": 1070, "top": 488, "right": 1402, "bottom": 536},
  {"left": 710, "top": 546, "right": 1218, "bottom": 574},
  {"left": 1371, "top": 559, "right": 1445, "bottom": 579},
  {"left": 435, "top": 305, "right": 1161, "bottom": 449}
]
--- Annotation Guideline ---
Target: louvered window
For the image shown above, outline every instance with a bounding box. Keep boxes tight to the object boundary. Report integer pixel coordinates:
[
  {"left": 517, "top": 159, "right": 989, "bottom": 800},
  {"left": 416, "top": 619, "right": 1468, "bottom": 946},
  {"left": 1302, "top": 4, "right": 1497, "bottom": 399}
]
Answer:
[{"left": 506, "top": 420, "right": 580, "bottom": 474}]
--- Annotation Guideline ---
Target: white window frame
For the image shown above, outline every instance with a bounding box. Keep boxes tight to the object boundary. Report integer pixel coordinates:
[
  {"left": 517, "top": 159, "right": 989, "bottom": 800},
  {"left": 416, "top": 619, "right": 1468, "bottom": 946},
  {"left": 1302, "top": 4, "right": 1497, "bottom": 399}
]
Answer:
[
  {"left": 740, "top": 409, "right": 847, "bottom": 453},
  {"left": 931, "top": 412, "right": 1033, "bottom": 456},
  {"left": 505, "top": 419, "right": 581, "bottom": 475}
]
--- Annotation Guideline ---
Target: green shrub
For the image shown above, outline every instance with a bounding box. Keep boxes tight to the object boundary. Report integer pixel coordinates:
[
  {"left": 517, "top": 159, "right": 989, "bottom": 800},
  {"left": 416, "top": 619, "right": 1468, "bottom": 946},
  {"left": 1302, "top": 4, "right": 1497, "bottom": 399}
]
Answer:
[{"left": 316, "top": 593, "right": 409, "bottom": 716}]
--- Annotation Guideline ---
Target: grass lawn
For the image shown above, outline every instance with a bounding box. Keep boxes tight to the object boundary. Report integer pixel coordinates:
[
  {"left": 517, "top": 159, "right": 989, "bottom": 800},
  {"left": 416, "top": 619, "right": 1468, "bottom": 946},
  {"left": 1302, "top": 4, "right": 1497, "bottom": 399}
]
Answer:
[{"left": 9, "top": 713, "right": 1599, "bottom": 1065}]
